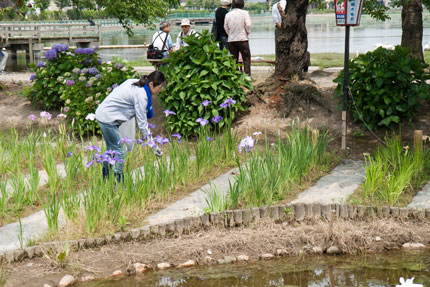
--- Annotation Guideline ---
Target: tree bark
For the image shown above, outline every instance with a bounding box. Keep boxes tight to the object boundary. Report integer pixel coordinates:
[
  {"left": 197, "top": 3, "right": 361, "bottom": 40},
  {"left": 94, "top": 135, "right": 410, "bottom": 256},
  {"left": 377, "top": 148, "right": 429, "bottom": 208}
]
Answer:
[
  {"left": 275, "top": 0, "right": 309, "bottom": 79},
  {"left": 401, "top": 0, "right": 424, "bottom": 61}
]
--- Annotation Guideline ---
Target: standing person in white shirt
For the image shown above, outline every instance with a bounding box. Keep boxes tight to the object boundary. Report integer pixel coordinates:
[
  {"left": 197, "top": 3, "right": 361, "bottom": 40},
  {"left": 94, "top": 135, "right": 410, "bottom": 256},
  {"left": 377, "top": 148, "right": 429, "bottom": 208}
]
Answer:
[
  {"left": 224, "top": 0, "right": 252, "bottom": 76},
  {"left": 175, "top": 19, "right": 196, "bottom": 51},
  {"left": 152, "top": 21, "right": 174, "bottom": 58},
  {"left": 272, "top": 0, "right": 287, "bottom": 62}
]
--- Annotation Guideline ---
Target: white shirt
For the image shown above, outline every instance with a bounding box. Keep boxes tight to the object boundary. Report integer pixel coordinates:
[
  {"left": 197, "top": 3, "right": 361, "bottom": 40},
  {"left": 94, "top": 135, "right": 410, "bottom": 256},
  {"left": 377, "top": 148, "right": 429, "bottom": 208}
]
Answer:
[
  {"left": 152, "top": 31, "right": 173, "bottom": 51},
  {"left": 224, "top": 8, "right": 251, "bottom": 42},
  {"left": 175, "top": 29, "right": 196, "bottom": 50},
  {"left": 272, "top": 0, "right": 287, "bottom": 24},
  {"left": 95, "top": 79, "right": 150, "bottom": 138}
]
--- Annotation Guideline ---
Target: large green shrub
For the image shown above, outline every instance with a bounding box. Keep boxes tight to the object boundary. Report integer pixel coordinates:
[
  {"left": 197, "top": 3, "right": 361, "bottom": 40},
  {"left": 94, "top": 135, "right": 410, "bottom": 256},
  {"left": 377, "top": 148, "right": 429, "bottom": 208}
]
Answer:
[
  {"left": 334, "top": 46, "right": 430, "bottom": 129},
  {"left": 25, "top": 44, "right": 136, "bottom": 134},
  {"left": 159, "top": 31, "right": 253, "bottom": 136}
]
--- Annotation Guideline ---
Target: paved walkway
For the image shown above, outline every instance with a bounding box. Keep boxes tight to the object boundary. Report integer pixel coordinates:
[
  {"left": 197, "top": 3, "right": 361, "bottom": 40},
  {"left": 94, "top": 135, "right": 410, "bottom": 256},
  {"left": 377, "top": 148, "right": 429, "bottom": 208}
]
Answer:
[
  {"left": 291, "top": 160, "right": 366, "bottom": 205},
  {"left": 408, "top": 183, "right": 430, "bottom": 210}
]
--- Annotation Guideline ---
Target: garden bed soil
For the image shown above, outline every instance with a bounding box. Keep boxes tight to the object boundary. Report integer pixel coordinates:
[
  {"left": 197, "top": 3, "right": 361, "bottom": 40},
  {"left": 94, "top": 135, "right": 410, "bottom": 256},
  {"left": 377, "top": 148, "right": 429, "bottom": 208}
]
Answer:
[{"left": 3, "top": 218, "right": 430, "bottom": 287}]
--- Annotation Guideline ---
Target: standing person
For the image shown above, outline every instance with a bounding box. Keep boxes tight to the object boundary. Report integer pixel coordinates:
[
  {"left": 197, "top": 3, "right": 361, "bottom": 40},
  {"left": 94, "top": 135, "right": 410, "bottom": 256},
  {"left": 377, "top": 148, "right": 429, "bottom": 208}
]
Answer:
[
  {"left": 224, "top": 0, "right": 252, "bottom": 76},
  {"left": 215, "top": 0, "right": 231, "bottom": 50},
  {"left": 152, "top": 21, "right": 173, "bottom": 58},
  {"left": 272, "top": 0, "right": 286, "bottom": 62},
  {"left": 95, "top": 71, "right": 165, "bottom": 182},
  {"left": 175, "top": 19, "right": 196, "bottom": 51}
]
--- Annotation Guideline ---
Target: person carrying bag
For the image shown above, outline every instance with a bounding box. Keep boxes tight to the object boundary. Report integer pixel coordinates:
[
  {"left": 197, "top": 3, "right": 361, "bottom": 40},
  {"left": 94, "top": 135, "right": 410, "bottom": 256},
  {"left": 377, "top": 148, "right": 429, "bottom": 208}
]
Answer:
[{"left": 148, "top": 21, "right": 173, "bottom": 59}]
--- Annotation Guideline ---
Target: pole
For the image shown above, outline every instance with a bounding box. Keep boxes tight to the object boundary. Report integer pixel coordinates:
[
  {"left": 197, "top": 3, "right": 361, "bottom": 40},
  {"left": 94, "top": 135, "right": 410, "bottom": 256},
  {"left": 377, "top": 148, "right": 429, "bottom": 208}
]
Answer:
[{"left": 341, "top": 25, "right": 350, "bottom": 150}]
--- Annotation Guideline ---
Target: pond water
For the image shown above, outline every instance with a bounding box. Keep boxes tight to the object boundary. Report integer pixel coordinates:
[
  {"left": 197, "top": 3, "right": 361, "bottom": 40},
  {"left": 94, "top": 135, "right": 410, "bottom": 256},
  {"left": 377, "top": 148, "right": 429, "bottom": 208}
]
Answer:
[
  {"left": 5, "top": 13, "right": 430, "bottom": 72},
  {"left": 77, "top": 250, "right": 430, "bottom": 287}
]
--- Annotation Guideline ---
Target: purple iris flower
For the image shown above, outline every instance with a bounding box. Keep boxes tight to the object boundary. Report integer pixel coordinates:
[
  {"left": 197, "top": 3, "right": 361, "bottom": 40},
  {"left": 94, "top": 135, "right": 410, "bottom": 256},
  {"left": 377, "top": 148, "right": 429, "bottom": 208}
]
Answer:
[
  {"left": 30, "top": 75, "right": 36, "bottom": 81},
  {"left": 28, "top": 114, "right": 37, "bottom": 121},
  {"left": 220, "top": 98, "right": 237, "bottom": 109},
  {"left": 40, "top": 111, "right": 52, "bottom": 120},
  {"left": 148, "top": 123, "right": 155, "bottom": 129},
  {"left": 163, "top": 110, "right": 176, "bottom": 117},
  {"left": 67, "top": 151, "right": 74, "bottom": 157},
  {"left": 206, "top": 136, "right": 213, "bottom": 141},
  {"left": 118, "top": 137, "right": 135, "bottom": 145},
  {"left": 85, "top": 145, "right": 102, "bottom": 153},
  {"left": 36, "top": 61, "right": 45, "bottom": 68},
  {"left": 172, "top": 133, "right": 182, "bottom": 140},
  {"left": 212, "top": 116, "right": 223, "bottom": 123},
  {"left": 85, "top": 161, "right": 94, "bottom": 168},
  {"left": 238, "top": 136, "right": 255, "bottom": 153},
  {"left": 66, "top": 80, "right": 75, "bottom": 86},
  {"left": 196, "top": 118, "right": 209, "bottom": 127},
  {"left": 45, "top": 49, "right": 57, "bottom": 60},
  {"left": 104, "top": 150, "right": 121, "bottom": 157},
  {"left": 154, "top": 135, "right": 170, "bottom": 145},
  {"left": 112, "top": 83, "right": 118, "bottom": 89},
  {"left": 201, "top": 100, "right": 212, "bottom": 107}
]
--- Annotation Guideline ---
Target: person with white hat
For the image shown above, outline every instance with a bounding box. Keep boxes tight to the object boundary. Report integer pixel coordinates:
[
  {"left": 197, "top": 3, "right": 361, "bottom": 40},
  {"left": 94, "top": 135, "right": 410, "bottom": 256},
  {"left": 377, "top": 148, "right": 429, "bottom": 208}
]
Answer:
[
  {"left": 175, "top": 18, "right": 196, "bottom": 51},
  {"left": 215, "top": 0, "right": 231, "bottom": 50}
]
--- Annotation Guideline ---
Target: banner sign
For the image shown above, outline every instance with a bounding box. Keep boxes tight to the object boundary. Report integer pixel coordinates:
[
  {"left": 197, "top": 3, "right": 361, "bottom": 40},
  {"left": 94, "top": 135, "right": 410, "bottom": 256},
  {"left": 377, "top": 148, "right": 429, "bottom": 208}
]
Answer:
[{"left": 335, "top": 0, "right": 364, "bottom": 26}]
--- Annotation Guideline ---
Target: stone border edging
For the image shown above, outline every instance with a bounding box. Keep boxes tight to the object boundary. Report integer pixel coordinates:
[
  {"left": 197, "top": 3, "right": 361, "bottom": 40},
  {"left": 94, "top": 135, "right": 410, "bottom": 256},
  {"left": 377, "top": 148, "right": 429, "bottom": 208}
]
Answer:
[{"left": 1, "top": 203, "right": 429, "bottom": 263}]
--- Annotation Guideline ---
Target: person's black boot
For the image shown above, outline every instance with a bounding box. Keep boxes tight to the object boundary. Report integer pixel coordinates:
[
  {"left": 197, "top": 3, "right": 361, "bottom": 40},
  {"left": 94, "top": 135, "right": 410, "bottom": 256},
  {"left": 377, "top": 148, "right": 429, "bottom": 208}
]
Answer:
[{"left": 114, "top": 172, "right": 124, "bottom": 183}]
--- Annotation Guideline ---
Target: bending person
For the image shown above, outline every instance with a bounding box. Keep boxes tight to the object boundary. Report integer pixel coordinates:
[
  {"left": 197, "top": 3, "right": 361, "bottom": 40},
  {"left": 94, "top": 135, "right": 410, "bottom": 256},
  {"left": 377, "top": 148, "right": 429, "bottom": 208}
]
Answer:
[{"left": 95, "top": 71, "right": 166, "bottom": 182}]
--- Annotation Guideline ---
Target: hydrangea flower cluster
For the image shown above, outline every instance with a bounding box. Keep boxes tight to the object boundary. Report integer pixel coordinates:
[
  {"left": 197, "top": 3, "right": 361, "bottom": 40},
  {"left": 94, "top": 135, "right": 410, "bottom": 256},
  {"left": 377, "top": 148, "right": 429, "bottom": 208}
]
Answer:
[
  {"left": 88, "top": 67, "right": 99, "bottom": 75},
  {"left": 45, "top": 49, "right": 57, "bottom": 61},
  {"left": 74, "top": 47, "right": 95, "bottom": 55},
  {"left": 52, "top": 44, "right": 70, "bottom": 53}
]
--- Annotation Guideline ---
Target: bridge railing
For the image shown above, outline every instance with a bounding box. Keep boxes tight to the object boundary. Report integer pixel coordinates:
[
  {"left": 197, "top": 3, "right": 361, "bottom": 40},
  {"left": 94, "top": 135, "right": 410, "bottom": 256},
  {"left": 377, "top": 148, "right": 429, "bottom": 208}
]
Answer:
[{"left": 0, "top": 23, "right": 101, "bottom": 45}]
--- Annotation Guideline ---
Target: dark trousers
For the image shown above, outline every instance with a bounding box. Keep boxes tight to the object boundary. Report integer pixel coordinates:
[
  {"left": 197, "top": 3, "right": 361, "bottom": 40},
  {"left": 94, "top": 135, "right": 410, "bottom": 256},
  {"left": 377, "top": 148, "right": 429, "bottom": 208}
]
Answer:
[
  {"left": 275, "top": 26, "right": 281, "bottom": 62},
  {"left": 219, "top": 36, "right": 229, "bottom": 50},
  {"left": 228, "top": 41, "right": 251, "bottom": 76}
]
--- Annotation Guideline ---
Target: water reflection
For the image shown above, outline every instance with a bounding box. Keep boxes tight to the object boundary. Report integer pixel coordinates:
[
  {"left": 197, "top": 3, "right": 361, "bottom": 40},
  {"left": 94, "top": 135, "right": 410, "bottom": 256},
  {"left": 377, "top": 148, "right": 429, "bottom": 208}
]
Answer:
[{"left": 78, "top": 251, "right": 430, "bottom": 287}]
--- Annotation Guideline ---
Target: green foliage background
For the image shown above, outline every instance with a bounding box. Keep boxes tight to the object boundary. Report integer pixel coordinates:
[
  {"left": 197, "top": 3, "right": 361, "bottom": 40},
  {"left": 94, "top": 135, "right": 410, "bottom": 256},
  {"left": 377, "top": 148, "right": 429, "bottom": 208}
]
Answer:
[
  {"left": 334, "top": 46, "right": 430, "bottom": 129},
  {"left": 159, "top": 31, "right": 253, "bottom": 136}
]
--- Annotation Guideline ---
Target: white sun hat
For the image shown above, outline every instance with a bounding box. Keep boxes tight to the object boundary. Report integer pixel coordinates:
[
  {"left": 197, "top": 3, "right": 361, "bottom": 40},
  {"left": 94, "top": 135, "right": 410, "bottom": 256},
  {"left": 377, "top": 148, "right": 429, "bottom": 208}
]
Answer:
[
  {"left": 180, "top": 18, "right": 191, "bottom": 26},
  {"left": 221, "top": 0, "right": 232, "bottom": 5}
]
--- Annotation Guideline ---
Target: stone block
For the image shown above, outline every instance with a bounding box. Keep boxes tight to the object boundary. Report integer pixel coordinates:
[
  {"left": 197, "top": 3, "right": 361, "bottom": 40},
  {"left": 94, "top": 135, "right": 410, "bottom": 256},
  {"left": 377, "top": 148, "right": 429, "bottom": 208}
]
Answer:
[
  {"left": 174, "top": 219, "right": 185, "bottom": 234},
  {"left": 259, "top": 207, "right": 269, "bottom": 219},
  {"left": 390, "top": 207, "right": 400, "bottom": 218},
  {"left": 157, "top": 224, "right": 167, "bottom": 236},
  {"left": 357, "top": 205, "right": 366, "bottom": 217},
  {"left": 312, "top": 204, "right": 322, "bottom": 219},
  {"left": 96, "top": 237, "right": 106, "bottom": 246},
  {"left": 269, "top": 206, "right": 279, "bottom": 220},
  {"left": 25, "top": 247, "right": 35, "bottom": 259},
  {"left": 13, "top": 250, "right": 26, "bottom": 262},
  {"left": 366, "top": 206, "right": 376, "bottom": 217},
  {"left": 233, "top": 210, "right": 243, "bottom": 225},
  {"left": 426, "top": 209, "right": 430, "bottom": 219},
  {"left": 304, "top": 204, "right": 313, "bottom": 219},
  {"left": 140, "top": 227, "right": 151, "bottom": 238},
  {"left": 321, "top": 204, "right": 331, "bottom": 220},
  {"left": 113, "top": 233, "right": 122, "bottom": 242},
  {"left": 210, "top": 212, "right": 221, "bottom": 225},
  {"left": 399, "top": 208, "right": 409, "bottom": 219},
  {"left": 382, "top": 206, "right": 390, "bottom": 217},
  {"left": 348, "top": 205, "right": 357, "bottom": 219},
  {"left": 201, "top": 214, "right": 210, "bottom": 227},
  {"left": 166, "top": 222, "right": 175, "bottom": 233},
  {"left": 339, "top": 204, "right": 348, "bottom": 219},
  {"left": 242, "top": 209, "right": 252, "bottom": 225},
  {"left": 294, "top": 204, "right": 305, "bottom": 221},
  {"left": 183, "top": 217, "right": 192, "bottom": 232},
  {"left": 78, "top": 239, "right": 87, "bottom": 248},
  {"left": 252, "top": 207, "right": 260, "bottom": 220},
  {"left": 85, "top": 238, "right": 96, "bottom": 248}
]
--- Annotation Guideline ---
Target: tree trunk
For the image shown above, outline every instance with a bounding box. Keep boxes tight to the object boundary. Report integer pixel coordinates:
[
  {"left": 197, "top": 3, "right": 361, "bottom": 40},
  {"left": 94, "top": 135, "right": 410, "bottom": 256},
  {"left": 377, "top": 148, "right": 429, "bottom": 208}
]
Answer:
[
  {"left": 275, "top": 0, "right": 309, "bottom": 79},
  {"left": 401, "top": 0, "right": 423, "bottom": 61}
]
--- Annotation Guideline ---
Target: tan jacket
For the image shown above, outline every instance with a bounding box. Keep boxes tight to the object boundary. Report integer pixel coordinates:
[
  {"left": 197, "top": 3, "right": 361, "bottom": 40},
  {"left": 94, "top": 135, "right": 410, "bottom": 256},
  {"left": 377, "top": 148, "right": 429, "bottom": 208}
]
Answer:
[{"left": 224, "top": 8, "right": 251, "bottom": 42}]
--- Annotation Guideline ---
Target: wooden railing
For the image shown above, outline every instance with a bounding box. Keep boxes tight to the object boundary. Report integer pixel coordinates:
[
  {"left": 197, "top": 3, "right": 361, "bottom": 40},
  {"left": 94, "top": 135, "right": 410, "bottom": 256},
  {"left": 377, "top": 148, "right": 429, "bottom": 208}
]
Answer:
[{"left": 0, "top": 23, "right": 101, "bottom": 45}]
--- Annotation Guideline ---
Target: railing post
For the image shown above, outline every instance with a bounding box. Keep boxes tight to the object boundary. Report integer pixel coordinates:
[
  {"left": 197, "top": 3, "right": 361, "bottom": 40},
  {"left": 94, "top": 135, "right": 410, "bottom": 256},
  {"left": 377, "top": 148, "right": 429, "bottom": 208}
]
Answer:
[
  {"left": 68, "top": 25, "right": 72, "bottom": 42},
  {"left": 29, "top": 37, "right": 34, "bottom": 64},
  {"left": 97, "top": 24, "right": 101, "bottom": 42},
  {"left": 5, "top": 26, "right": 9, "bottom": 46},
  {"left": 37, "top": 25, "right": 41, "bottom": 43}
]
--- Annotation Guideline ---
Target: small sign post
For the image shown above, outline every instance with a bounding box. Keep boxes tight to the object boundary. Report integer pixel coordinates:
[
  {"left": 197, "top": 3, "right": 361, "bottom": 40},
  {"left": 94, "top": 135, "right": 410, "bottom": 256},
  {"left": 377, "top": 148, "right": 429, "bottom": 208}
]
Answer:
[{"left": 335, "top": 0, "right": 364, "bottom": 150}]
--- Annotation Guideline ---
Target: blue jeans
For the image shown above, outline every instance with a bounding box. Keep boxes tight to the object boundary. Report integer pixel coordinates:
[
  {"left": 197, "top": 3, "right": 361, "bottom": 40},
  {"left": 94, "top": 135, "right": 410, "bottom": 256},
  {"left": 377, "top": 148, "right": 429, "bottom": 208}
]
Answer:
[
  {"left": 219, "top": 36, "right": 229, "bottom": 50},
  {"left": 98, "top": 121, "right": 126, "bottom": 176}
]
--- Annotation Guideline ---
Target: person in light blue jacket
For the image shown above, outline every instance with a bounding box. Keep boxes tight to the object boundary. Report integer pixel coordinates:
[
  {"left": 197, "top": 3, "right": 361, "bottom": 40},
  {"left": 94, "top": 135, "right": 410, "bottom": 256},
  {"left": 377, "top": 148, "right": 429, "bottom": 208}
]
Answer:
[{"left": 95, "top": 71, "right": 165, "bottom": 181}]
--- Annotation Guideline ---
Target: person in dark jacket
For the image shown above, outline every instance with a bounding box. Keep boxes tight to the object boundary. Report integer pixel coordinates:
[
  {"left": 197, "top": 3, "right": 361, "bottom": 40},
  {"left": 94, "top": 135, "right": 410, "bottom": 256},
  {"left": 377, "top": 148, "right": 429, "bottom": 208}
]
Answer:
[{"left": 215, "top": 0, "right": 231, "bottom": 50}]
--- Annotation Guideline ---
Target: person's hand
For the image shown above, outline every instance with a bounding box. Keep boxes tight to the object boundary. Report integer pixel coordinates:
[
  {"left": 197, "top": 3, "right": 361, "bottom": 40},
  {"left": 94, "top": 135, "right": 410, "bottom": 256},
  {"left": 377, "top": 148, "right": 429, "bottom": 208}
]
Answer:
[{"left": 154, "top": 147, "right": 163, "bottom": 157}]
